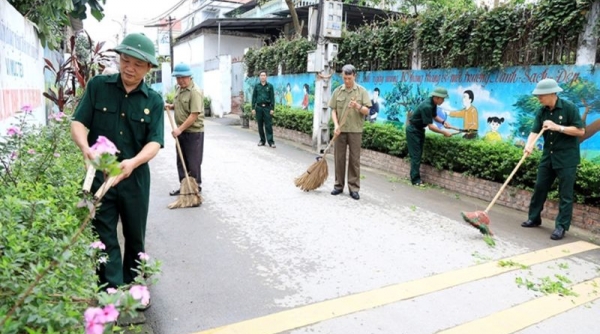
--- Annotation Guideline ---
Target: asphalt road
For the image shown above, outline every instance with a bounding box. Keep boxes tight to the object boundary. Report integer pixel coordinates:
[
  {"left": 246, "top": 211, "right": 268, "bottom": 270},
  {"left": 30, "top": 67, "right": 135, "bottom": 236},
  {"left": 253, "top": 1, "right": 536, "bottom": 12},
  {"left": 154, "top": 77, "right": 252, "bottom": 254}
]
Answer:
[{"left": 143, "top": 117, "right": 600, "bottom": 334}]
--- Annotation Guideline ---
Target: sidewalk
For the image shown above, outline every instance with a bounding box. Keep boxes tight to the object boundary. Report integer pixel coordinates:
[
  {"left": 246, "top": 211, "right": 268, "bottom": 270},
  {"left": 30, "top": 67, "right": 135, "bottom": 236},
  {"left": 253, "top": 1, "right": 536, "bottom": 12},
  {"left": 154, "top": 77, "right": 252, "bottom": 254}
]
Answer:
[{"left": 143, "top": 117, "right": 600, "bottom": 334}]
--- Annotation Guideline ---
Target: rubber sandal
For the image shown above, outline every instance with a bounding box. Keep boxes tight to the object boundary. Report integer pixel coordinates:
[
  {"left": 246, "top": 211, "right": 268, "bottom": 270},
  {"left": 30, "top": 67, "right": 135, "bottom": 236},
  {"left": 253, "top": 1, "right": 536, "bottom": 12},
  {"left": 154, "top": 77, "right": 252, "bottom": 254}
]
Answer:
[{"left": 169, "top": 189, "right": 180, "bottom": 196}]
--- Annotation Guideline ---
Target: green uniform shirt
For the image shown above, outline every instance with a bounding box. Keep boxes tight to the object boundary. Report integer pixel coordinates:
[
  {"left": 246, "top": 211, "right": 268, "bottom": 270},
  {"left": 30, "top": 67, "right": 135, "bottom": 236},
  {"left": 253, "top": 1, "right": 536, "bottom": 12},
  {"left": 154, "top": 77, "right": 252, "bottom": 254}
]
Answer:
[
  {"left": 174, "top": 81, "right": 204, "bottom": 133},
  {"left": 252, "top": 82, "right": 275, "bottom": 109},
  {"left": 531, "top": 97, "right": 583, "bottom": 168},
  {"left": 410, "top": 97, "right": 436, "bottom": 129},
  {"left": 328, "top": 83, "right": 371, "bottom": 133},
  {"left": 73, "top": 74, "right": 165, "bottom": 160}
]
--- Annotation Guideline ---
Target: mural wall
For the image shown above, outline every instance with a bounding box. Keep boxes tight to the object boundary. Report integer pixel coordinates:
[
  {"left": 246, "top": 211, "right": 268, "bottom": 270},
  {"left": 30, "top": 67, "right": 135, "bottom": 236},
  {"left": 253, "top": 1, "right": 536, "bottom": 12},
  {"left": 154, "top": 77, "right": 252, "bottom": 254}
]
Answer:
[{"left": 245, "top": 65, "right": 600, "bottom": 161}]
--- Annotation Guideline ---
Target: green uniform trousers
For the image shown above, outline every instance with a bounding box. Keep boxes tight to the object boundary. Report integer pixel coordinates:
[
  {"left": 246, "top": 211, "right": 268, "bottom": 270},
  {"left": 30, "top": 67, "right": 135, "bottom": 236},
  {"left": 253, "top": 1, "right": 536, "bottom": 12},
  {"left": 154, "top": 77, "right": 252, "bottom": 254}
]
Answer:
[
  {"left": 92, "top": 164, "right": 150, "bottom": 288},
  {"left": 406, "top": 124, "right": 425, "bottom": 185},
  {"left": 528, "top": 161, "right": 576, "bottom": 230},
  {"left": 255, "top": 106, "right": 274, "bottom": 145}
]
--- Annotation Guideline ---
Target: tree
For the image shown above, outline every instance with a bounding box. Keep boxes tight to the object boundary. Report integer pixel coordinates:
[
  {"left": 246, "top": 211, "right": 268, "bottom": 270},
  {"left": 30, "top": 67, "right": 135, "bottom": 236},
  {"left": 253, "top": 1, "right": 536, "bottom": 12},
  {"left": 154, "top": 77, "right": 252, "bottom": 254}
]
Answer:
[
  {"left": 9, "top": 0, "right": 107, "bottom": 50},
  {"left": 396, "top": 0, "right": 476, "bottom": 15},
  {"left": 560, "top": 78, "right": 600, "bottom": 143},
  {"left": 509, "top": 94, "right": 540, "bottom": 140},
  {"left": 257, "top": 0, "right": 303, "bottom": 38},
  {"left": 383, "top": 82, "right": 429, "bottom": 125}
]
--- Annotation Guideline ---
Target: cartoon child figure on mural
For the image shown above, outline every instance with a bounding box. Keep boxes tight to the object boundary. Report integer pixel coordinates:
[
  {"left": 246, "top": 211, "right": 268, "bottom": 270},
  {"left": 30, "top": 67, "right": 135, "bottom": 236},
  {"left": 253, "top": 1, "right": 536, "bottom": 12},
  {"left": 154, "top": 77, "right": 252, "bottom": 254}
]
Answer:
[
  {"left": 367, "top": 87, "right": 380, "bottom": 123},
  {"left": 449, "top": 90, "right": 478, "bottom": 139},
  {"left": 302, "top": 84, "right": 309, "bottom": 110},
  {"left": 483, "top": 116, "right": 504, "bottom": 143},
  {"left": 285, "top": 83, "right": 293, "bottom": 106}
]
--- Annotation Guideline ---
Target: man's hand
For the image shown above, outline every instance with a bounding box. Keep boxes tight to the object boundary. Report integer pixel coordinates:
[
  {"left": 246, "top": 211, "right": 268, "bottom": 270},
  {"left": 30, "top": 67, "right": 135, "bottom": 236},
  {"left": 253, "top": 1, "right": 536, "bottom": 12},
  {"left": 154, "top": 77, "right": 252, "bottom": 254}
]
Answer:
[
  {"left": 523, "top": 145, "right": 534, "bottom": 157},
  {"left": 171, "top": 128, "right": 182, "bottom": 138},
  {"left": 112, "top": 159, "right": 136, "bottom": 186},
  {"left": 334, "top": 125, "right": 341, "bottom": 136},
  {"left": 251, "top": 109, "right": 256, "bottom": 115},
  {"left": 270, "top": 110, "right": 274, "bottom": 115},
  {"left": 165, "top": 103, "right": 174, "bottom": 110},
  {"left": 348, "top": 100, "right": 361, "bottom": 111},
  {"left": 542, "top": 120, "right": 559, "bottom": 131},
  {"left": 443, "top": 121, "right": 451, "bottom": 129}
]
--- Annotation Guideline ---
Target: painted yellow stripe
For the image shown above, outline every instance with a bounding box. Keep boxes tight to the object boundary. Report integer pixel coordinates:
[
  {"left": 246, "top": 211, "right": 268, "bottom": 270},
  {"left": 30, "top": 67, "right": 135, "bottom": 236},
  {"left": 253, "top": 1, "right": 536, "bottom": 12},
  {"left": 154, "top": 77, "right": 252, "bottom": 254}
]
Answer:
[
  {"left": 193, "top": 241, "right": 599, "bottom": 334},
  {"left": 438, "top": 277, "right": 600, "bottom": 334}
]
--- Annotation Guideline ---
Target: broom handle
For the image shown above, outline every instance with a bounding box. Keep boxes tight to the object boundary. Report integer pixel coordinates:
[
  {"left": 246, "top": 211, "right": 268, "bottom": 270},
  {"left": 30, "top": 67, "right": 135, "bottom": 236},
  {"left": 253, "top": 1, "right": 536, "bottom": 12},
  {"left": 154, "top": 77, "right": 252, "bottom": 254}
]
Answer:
[
  {"left": 485, "top": 129, "right": 546, "bottom": 212},
  {"left": 165, "top": 108, "right": 198, "bottom": 195}
]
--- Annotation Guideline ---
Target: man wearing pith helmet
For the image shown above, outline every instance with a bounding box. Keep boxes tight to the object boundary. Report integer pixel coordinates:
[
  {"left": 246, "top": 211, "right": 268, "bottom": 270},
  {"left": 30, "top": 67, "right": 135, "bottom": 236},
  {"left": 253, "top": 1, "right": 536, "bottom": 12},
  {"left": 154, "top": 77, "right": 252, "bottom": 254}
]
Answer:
[
  {"left": 165, "top": 63, "right": 205, "bottom": 195},
  {"left": 520, "top": 78, "right": 584, "bottom": 241},
  {"left": 406, "top": 86, "right": 452, "bottom": 187},
  {"left": 71, "top": 33, "right": 164, "bottom": 293}
]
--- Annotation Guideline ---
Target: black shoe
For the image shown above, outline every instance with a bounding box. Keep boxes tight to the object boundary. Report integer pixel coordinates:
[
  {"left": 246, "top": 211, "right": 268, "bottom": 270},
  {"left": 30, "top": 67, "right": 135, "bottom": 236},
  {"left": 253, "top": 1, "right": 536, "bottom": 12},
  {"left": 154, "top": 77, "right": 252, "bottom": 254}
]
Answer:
[
  {"left": 550, "top": 227, "right": 566, "bottom": 240},
  {"left": 258, "top": 141, "right": 266, "bottom": 146},
  {"left": 350, "top": 191, "right": 360, "bottom": 200},
  {"left": 521, "top": 219, "right": 541, "bottom": 228},
  {"left": 331, "top": 188, "right": 343, "bottom": 195},
  {"left": 269, "top": 143, "right": 276, "bottom": 148},
  {"left": 169, "top": 189, "right": 180, "bottom": 196}
]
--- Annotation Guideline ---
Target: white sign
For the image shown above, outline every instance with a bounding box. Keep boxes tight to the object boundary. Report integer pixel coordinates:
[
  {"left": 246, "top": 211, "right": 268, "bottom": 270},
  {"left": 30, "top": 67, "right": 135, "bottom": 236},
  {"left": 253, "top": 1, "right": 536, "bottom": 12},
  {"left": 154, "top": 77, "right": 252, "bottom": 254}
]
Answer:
[
  {"left": 158, "top": 31, "right": 170, "bottom": 56},
  {"left": 0, "top": 0, "right": 44, "bottom": 123}
]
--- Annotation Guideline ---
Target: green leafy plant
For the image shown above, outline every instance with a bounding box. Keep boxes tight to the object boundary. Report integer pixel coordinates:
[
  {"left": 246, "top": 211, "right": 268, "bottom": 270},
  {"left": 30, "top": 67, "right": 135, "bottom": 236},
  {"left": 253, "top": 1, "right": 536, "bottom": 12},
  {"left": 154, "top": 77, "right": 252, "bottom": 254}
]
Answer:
[{"left": 515, "top": 274, "right": 578, "bottom": 296}]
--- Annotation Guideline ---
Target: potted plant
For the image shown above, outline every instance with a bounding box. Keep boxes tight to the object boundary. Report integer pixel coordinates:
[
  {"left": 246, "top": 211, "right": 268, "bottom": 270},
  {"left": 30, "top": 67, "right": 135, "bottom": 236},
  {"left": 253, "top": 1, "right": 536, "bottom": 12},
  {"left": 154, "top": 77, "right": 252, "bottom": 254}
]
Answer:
[
  {"left": 204, "top": 96, "right": 212, "bottom": 117},
  {"left": 241, "top": 103, "right": 251, "bottom": 128}
]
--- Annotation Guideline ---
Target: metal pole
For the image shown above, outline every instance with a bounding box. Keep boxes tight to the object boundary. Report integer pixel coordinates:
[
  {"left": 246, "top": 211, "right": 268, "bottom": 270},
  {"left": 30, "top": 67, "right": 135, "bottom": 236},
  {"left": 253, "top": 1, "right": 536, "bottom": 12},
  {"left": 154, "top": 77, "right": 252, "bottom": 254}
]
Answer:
[
  {"left": 169, "top": 16, "right": 174, "bottom": 72},
  {"left": 218, "top": 21, "right": 221, "bottom": 56}
]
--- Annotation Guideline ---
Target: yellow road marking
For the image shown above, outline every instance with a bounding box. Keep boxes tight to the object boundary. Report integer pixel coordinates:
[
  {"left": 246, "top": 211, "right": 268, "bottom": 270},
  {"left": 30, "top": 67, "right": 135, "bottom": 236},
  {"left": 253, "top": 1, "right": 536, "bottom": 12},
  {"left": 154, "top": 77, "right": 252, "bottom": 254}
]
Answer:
[
  {"left": 194, "top": 241, "right": 599, "bottom": 334},
  {"left": 438, "top": 277, "right": 600, "bottom": 334}
]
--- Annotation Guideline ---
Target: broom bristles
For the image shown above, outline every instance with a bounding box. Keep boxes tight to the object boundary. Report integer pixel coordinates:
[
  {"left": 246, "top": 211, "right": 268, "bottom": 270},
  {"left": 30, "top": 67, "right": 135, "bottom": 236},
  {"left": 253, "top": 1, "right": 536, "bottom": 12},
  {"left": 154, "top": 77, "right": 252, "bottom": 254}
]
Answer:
[
  {"left": 168, "top": 176, "right": 202, "bottom": 209},
  {"left": 461, "top": 210, "right": 493, "bottom": 235},
  {"left": 294, "top": 159, "right": 329, "bottom": 191}
]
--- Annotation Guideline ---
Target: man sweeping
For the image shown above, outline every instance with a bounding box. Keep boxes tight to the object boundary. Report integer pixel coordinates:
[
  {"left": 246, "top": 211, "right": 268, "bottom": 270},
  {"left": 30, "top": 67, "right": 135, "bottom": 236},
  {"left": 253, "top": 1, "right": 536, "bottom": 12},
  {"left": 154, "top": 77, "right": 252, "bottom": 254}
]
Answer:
[
  {"left": 329, "top": 64, "right": 371, "bottom": 200},
  {"left": 165, "top": 62, "right": 205, "bottom": 195},
  {"left": 520, "top": 78, "right": 584, "bottom": 240}
]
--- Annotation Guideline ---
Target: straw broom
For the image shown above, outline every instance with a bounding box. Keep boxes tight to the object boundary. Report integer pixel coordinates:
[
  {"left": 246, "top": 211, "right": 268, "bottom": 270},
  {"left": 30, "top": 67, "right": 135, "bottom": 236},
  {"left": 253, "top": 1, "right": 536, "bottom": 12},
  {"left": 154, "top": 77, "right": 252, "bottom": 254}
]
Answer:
[
  {"left": 165, "top": 109, "right": 202, "bottom": 209},
  {"left": 295, "top": 96, "right": 354, "bottom": 191},
  {"left": 460, "top": 129, "right": 546, "bottom": 235}
]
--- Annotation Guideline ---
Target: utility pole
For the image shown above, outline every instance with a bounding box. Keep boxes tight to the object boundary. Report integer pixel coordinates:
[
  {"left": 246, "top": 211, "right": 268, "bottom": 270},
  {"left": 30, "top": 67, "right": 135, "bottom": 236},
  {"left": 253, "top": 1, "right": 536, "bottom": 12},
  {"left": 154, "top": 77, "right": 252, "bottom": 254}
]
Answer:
[
  {"left": 310, "top": 0, "right": 342, "bottom": 153},
  {"left": 168, "top": 16, "right": 174, "bottom": 72},
  {"left": 144, "top": 17, "right": 176, "bottom": 71}
]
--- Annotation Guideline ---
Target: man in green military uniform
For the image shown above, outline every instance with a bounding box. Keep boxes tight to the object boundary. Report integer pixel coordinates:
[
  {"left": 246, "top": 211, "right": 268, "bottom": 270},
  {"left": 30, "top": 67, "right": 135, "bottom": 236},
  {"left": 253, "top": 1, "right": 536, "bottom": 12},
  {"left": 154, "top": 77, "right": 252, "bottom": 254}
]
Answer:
[
  {"left": 165, "top": 62, "right": 205, "bottom": 195},
  {"left": 521, "top": 78, "right": 584, "bottom": 240},
  {"left": 406, "top": 87, "right": 452, "bottom": 186},
  {"left": 329, "top": 64, "right": 371, "bottom": 200},
  {"left": 252, "top": 70, "right": 276, "bottom": 148},
  {"left": 71, "top": 33, "right": 164, "bottom": 289}
]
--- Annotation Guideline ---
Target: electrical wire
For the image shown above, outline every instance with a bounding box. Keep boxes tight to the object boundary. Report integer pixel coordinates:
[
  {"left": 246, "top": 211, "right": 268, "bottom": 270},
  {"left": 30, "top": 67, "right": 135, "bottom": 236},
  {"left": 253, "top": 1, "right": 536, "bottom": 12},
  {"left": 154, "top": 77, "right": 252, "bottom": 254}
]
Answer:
[{"left": 128, "top": 0, "right": 189, "bottom": 25}]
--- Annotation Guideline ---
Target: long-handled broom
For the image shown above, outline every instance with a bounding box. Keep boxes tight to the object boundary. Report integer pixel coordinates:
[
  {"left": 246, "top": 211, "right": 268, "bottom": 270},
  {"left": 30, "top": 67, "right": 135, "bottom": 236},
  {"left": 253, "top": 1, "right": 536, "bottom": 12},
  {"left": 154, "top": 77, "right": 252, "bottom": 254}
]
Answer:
[
  {"left": 165, "top": 109, "right": 202, "bottom": 209},
  {"left": 295, "top": 97, "right": 354, "bottom": 191},
  {"left": 461, "top": 129, "right": 546, "bottom": 235}
]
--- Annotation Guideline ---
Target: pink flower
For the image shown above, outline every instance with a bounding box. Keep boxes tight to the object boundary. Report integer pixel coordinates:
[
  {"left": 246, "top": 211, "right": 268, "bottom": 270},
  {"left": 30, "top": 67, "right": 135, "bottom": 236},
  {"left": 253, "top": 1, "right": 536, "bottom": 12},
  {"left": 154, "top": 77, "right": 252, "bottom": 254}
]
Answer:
[
  {"left": 90, "top": 241, "right": 106, "bottom": 250},
  {"left": 138, "top": 252, "right": 150, "bottom": 261},
  {"left": 9, "top": 151, "right": 18, "bottom": 160},
  {"left": 129, "top": 285, "right": 150, "bottom": 306},
  {"left": 21, "top": 104, "right": 33, "bottom": 114},
  {"left": 90, "top": 136, "right": 119, "bottom": 156},
  {"left": 7, "top": 126, "right": 22, "bottom": 137},
  {"left": 102, "top": 304, "right": 119, "bottom": 322},
  {"left": 27, "top": 149, "right": 36, "bottom": 154},
  {"left": 84, "top": 307, "right": 105, "bottom": 334},
  {"left": 106, "top": 288, "right": 118, "bottom": 294},
  {"left": 48, "top": 112, "right": 66, "bottom": 122}
]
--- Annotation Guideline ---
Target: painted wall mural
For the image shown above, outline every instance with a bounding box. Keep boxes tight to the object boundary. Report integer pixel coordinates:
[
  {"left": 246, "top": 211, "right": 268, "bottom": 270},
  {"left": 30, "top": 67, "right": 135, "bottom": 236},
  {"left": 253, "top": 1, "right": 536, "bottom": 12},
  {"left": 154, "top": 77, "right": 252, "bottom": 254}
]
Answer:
[{"left": 244, "top": 65, "right": 600, "bottom": 161}]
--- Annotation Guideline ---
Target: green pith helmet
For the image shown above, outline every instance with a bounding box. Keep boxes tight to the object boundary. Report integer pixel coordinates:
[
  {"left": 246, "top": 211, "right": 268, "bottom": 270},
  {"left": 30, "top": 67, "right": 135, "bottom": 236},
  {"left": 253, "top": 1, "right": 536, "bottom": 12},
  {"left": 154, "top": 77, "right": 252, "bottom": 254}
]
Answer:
[
  {"left": 430, "top": 87, "right": 449, "bottom": 98},
  {"left": 112, "top": 33, "right": 158, "bottom": 67},
  {"left": 532, "top": 78, "right": 563, "bottom": 95},
  {"left": 172, "top": 63, "right": 193, "bottom": 77}
]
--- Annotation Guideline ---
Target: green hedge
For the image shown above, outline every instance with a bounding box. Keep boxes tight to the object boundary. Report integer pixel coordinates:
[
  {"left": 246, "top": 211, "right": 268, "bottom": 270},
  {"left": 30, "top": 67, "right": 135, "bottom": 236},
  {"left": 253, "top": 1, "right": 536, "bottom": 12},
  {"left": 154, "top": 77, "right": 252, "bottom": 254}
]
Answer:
[{"left": 258, "top": 106, "right": 600, "bottom": 206}]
